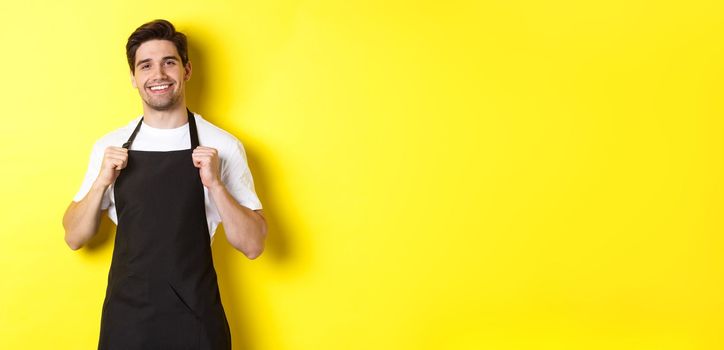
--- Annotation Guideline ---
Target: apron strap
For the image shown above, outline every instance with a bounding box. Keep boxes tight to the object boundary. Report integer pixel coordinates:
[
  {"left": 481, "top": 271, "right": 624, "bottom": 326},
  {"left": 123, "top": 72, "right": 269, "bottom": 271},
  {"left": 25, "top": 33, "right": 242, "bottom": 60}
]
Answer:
[
  {"left": 122, "top": 118, "right": 143, "bottom": 149},
  {"left": 122, "top": 109, "right": 199, "bottom": 149},
  {"left": 187, "top": 109, "right": 200, "bottom": 149}
]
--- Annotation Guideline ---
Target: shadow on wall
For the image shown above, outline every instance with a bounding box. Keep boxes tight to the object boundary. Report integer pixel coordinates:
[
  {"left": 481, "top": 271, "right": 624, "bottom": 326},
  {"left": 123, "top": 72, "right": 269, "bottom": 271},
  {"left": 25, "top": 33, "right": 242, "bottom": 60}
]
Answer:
[
  {"left": 185, "top": 30, "right": 298, "bottom": 349},
  {"left": 185, "top": 31, "right": 209, "bottom": 117},
  {"left": 184, "top": 27, "right": 299, "bottom": 267}
]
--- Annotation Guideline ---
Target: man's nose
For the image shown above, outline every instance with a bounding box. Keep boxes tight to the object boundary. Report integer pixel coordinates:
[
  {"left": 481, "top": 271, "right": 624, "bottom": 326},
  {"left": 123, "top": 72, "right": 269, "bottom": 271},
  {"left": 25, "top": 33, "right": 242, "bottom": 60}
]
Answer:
[{"left": 151, "top": 64, "right": 169, "bottom": 79}]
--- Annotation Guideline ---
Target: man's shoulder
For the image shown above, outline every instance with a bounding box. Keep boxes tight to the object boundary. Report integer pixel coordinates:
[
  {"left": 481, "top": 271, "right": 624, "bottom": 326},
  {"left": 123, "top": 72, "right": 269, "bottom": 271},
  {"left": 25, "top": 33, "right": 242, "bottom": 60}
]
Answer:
[
  {"left": 194, "top": 113, "right": 243, "bottom": 152},
  {"left": 92, "top": 116, "right": 143, "bottom": 151}
]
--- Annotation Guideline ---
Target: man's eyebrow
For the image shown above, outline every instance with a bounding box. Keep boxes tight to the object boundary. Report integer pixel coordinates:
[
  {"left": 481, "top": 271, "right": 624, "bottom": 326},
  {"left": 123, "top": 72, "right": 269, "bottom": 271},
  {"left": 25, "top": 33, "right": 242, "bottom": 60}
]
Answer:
[
  {"left": 136, "top": 58, "right": 152, "bottom": 67},
  {"left": 135, "top": 56, "right": 180, "bottom": 67}
]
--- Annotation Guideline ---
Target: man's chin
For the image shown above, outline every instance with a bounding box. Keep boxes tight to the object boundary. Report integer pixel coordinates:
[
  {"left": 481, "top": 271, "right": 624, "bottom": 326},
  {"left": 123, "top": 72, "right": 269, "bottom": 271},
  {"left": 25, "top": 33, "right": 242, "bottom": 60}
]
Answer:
[
  {"left": 144, "top": 98, "right": 179, "bottom": 111},
  {"left": 148, "top": 104, "right": 175, "bottom": 111}
]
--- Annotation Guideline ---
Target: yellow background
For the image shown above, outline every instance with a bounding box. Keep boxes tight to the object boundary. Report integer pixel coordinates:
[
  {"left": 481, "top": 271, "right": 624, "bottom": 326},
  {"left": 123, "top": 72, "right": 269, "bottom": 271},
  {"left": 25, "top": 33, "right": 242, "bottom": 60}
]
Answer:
[{"left": 1, "top": 1, "right": 723, "bottom": 349}]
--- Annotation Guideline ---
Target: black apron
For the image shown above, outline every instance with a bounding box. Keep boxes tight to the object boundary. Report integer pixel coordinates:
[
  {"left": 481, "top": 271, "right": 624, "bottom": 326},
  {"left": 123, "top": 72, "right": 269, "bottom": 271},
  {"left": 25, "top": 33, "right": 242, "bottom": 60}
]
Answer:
[{"left": 98, "top": 110, "right": 231, "bottom": 350}]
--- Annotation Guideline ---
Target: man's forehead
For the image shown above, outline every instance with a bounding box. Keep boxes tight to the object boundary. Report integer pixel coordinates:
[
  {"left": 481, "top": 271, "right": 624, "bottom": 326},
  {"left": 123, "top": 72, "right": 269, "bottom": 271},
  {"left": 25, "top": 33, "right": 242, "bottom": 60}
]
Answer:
[{"left": 135, "top": 40, "right": 181, "bottom": 62}]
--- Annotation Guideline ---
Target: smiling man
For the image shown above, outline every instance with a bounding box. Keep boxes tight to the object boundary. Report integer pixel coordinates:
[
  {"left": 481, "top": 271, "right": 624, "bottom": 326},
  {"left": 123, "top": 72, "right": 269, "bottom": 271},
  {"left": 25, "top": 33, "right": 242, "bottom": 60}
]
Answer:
[{"left": 61, "top": 19, "right": 267, "bottom": 349}]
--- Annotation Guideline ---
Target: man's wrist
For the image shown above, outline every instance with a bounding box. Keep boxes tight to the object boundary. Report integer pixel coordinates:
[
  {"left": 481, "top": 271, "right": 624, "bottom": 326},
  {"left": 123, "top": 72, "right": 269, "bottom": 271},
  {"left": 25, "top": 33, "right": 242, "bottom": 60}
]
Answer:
[
  {"left": 91, "top": 179, "right": 110, "bottom": 193},
  {"left": 207, "top": 180, "right": 226, "bottom": 193}
]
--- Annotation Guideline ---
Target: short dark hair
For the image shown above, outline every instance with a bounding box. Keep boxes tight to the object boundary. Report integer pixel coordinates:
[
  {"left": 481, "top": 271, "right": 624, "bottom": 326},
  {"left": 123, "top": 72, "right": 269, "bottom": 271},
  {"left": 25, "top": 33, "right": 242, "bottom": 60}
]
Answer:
[{"left": 126, "top": 19, "right": 189, "bottom": 73}]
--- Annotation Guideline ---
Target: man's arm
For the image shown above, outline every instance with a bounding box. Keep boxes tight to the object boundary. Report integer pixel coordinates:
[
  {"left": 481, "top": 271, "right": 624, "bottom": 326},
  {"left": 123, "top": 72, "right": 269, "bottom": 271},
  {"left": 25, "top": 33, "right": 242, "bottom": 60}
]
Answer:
[
  {"left": 62, "top": 146, "right": 128, "bottom": 250},
  {"left": 192, "top": 146, "right": 267, "bottom": 259},
  {"left": 62, "top": 182, "right": 108, "bottom": 250},
  {"left": 209, "top": 185, "right": 267, "bottom": 259}
]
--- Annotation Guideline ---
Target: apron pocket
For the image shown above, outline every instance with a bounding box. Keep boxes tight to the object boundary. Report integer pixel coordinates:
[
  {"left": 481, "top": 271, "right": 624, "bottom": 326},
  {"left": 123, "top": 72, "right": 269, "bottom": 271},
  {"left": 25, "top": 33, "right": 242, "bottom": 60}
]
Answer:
[{"left": 167, "top": 280, "right": 200, "bottom": 319}]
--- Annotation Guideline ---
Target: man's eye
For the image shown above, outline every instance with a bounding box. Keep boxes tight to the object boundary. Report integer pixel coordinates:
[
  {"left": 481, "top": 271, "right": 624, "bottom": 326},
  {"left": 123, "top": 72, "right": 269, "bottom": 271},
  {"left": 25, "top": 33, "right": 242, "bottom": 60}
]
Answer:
[
  {"left": 141, "top": 65, "right": 150, "bottom": 69},
  {"left": 166, "top": 61, "right": 176, "bottom": 66}
]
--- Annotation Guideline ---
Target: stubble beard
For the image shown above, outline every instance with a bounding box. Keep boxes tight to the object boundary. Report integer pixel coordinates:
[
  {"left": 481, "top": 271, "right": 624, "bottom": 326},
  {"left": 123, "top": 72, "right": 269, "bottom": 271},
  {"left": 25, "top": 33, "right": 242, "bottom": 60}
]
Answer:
[
  {"left": 144, "top": 92, "right": 181, "bottom": 111},
  {"left": 145, "top": 95, "right": 181, "bottom": 111}
]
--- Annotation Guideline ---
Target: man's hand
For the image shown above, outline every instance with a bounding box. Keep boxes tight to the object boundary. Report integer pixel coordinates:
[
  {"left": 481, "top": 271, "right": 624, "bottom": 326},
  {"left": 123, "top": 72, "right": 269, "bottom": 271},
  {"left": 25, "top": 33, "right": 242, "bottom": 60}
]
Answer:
[
  {"left": 96, "top": 146, "right": 129, "bottom": 188},
  {"left": 192, "top": 146, "right": 222, "bottom": 188}
]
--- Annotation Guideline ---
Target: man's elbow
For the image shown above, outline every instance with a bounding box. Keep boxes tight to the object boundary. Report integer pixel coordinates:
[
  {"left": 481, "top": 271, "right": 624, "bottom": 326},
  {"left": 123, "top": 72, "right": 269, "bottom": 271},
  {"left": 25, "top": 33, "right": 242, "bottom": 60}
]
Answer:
[
  {"left": 62, "top": 203, "right": 83, "bottom": 250},
  {"left": 63, "top": 224, "right": 85, "bottom": 250},
  {"left": 238, "top": 237, "right": 264, "bottom": 259},
  {"left": 243, "top": 225, "right": 268, "bottom": 260},
  {"left": 245, "top": 247, "right": 263, "bottom": 260},
  {"left": 64, "top": 234, "right": 83, "bottom": 251},
  {"left": 67, "top": 242, "right": 83, "bottom": 251}
]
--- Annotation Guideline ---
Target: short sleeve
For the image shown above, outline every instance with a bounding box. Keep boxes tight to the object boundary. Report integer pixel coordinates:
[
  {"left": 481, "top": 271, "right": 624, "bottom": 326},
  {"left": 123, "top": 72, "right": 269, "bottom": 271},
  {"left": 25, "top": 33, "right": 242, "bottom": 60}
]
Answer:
[
  {"left": 220, "top": 139, "right": 262, "bottom": 211},
  {"left": 72, "top": 141, "right": 112, "bottom": 209}
]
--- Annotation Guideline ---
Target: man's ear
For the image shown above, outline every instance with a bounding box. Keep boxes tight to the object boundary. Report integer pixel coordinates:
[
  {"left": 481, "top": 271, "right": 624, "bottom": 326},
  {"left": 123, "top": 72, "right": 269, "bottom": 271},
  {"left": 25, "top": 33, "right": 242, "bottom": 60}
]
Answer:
[
  {"left": 184, "top": 61, "right": 192, "bottom": 81},
  {"left": 130, "top": 71, "right": 137, "bottom": 89}
]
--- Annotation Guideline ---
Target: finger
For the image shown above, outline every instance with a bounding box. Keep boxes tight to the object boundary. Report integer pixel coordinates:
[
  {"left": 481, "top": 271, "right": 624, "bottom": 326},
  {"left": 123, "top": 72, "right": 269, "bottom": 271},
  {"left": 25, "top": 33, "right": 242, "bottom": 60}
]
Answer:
[
  {"left": 192, "top": 153, "right": 213, "bottom": 161},
  {"left": 109, "top": 159, "right": 124, "bottom": 170},
  {"left": 106, "top": 150, "right": 129, "bottom": 157},
  {"left": 105, "top": 155, "right": 128, "bottom": 163},
  {"left": 193, "top": 147, "right": 217, "bottom": 154},
  {"left": 106, "top": 153, "right": 128, "bottom": 159},
  {"left": 106, "top": 147, "right": 128, "bottom": 154},
  {"left": 104, "top": 158, "right": 122, "bottom": 168},
  {"left": 198, "top": 159, "right": 213, "bottom": 167},
  {"left": 193, "top": 153, "right": 216, "bottom": 161},
  {"left": 105, "top": 151, "right": 129, "bottom": 159},
  {"left": 192, "top": 150, "right": 216, "bottom": 157}
]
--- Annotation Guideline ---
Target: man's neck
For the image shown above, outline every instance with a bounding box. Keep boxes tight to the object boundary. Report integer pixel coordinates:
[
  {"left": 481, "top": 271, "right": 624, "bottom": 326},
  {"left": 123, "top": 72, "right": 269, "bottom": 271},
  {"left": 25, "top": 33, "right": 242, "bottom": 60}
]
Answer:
[{"left": 142, "top": 103, "right": 189, "bottom": 129}]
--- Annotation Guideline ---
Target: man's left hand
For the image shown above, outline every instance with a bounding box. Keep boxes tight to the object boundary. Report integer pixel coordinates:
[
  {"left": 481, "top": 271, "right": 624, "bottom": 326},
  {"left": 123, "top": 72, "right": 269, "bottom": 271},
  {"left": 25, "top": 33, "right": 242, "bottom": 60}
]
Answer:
[{"left": 192, "top": 146, "right": 222, "bottom": 189}]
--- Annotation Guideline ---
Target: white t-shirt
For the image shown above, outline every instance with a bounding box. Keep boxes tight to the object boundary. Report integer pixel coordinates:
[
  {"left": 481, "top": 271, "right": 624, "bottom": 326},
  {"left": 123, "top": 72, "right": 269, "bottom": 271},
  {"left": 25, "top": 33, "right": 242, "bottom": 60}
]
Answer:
[{"left": 73, "top": 112, "right": 263, "bottom": 244}]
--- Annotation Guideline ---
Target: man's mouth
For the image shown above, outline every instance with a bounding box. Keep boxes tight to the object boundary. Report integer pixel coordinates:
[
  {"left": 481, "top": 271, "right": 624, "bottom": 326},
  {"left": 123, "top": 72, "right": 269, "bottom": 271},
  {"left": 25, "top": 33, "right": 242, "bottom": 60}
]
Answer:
[{"left": 147, "top": 83, "right": 174, "bottom": 94}]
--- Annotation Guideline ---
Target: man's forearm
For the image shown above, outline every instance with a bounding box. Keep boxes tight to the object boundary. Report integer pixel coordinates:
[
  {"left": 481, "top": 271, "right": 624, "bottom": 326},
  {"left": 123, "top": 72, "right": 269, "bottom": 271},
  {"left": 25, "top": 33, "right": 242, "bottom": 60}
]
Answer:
[
  {"left": 208, "top": 183, "right": 267, "bottom": 259},
  {"left": 62, "top": 181, "right": 107, "bottom": 250}
]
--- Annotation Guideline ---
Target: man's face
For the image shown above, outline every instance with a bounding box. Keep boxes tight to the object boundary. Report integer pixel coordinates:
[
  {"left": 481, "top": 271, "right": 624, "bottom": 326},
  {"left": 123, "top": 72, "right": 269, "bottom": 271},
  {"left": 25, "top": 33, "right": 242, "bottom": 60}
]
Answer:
[{"left": 131, "top": 39, "right": 191, "bottom": 111}]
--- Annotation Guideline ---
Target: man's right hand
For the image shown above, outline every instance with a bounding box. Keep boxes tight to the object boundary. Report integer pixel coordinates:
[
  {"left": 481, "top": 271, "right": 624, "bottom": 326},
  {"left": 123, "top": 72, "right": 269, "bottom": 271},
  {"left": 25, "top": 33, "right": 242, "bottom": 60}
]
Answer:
[{"left": 95, "top": 146, "right": 129, "bottom": 188}]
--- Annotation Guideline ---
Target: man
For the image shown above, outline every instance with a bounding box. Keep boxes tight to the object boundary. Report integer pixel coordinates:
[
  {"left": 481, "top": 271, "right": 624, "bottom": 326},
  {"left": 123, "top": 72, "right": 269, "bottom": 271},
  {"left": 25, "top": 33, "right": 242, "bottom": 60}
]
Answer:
[{"left": 62, "top": 19, "right": 267, "bottom": 349}]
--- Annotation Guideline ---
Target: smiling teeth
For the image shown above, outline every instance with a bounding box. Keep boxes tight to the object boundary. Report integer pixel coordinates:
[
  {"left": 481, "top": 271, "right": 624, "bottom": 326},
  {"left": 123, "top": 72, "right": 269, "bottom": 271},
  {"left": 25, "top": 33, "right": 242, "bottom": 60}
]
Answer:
[{"left": 150, "top": 85, "right": 169, "bottom": 91}]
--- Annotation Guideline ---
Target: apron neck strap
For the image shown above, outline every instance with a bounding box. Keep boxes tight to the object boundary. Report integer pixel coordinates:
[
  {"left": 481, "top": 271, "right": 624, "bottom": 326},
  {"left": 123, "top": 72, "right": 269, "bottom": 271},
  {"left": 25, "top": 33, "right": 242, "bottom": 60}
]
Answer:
[
  {"left": 122, "top": 109, "right": 199, "bottom": 149},
  {"left": 188, "top": 109, "right": 200, "bottom": 148}
]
